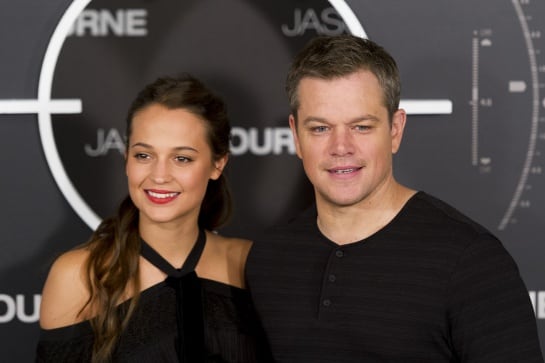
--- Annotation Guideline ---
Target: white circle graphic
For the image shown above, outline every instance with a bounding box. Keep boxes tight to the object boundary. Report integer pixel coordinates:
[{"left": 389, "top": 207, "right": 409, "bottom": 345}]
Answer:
[
  {"left": 37, "top": 0, "right": 366, "bottom": 230},
  {"left": 37, "top": 0, "right": 98, "bottom": 229}
]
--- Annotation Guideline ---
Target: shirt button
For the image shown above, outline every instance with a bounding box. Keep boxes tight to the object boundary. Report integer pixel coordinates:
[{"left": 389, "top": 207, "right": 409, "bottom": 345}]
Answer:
[
  {"left": 335, "top": 250, "right": 344, "bottom": 258},
  {"left": 328, "top": 274, "right": 336, "bottom": 282},
  {"left": 323, "top": 299, "right": 331, "bottom": 307}
]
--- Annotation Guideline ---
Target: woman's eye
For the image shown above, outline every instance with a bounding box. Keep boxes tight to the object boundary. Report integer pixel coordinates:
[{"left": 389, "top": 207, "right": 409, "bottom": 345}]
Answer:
[
  {"left": 134, "top": 153, "right": 149, "bottom": 160},
  {"left": 175, "top": 156, "right": 191, "bottom": 163}
]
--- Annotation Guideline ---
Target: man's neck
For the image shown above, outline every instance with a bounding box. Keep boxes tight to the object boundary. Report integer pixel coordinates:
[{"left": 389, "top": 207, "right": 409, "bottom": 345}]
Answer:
[{"left": 316, "top": 183, "right": 416, "bottom": 245}]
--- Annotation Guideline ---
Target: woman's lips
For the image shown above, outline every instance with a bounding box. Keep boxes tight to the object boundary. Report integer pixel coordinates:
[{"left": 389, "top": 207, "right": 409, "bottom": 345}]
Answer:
[{"left": 145, "top": 189, "right": 180, "bottom": 204}]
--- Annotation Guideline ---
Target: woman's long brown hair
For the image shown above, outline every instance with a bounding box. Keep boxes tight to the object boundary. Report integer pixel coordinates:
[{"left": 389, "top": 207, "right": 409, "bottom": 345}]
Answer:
[{"left": 79, "top": 75, "right": 233, "bottom": 362}]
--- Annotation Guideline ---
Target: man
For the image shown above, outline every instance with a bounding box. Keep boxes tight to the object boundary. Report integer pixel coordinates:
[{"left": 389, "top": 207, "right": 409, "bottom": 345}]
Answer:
[{"left": 246, "top": 34, "right": 543, "bottom": 362}]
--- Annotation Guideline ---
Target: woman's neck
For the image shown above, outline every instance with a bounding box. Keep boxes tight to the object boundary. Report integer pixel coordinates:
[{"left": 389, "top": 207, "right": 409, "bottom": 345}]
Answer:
[{"left": 139, "top": 218, "right": 201, "bottom": 267}]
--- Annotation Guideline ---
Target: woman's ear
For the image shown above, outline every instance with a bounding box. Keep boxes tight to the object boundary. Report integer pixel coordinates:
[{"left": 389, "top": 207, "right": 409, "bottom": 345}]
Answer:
[
  {"left": 124, "top": 150, "right": 128, "bottom": 176},
  {"left": 211, "top": 154, "right": 229, "bottom": 180}
]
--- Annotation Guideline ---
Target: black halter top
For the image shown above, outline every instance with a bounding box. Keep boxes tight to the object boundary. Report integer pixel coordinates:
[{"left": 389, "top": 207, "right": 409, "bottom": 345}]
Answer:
[{"left": 140, "top": 228, "right": 206, "bottom": 362}]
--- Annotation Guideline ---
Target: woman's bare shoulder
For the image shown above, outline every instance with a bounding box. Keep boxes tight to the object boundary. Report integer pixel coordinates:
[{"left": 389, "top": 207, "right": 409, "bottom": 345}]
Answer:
[
  {"left": 210, "top": 233, "right": 252, "bottom": 263},
  {"left": 202, "top": 232, "right": 253, "bottom": 288},
  {"left": 39, "top": 248, "right": 92, "bottom": 329}
]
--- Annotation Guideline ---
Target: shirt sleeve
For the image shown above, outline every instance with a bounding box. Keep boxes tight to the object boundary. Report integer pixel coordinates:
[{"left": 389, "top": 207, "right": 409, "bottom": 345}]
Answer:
[
  {"left": 35, "top": 326, "right": 93, "bottom": 363},
  {"left": 447, "top": 233, "right": 544, "bottom": 362}
]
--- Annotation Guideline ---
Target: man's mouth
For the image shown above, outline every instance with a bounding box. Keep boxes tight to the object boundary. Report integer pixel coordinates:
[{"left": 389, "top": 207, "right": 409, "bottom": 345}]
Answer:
[{"left": 328, "top": 167, "right": 362, "bottom": 174}]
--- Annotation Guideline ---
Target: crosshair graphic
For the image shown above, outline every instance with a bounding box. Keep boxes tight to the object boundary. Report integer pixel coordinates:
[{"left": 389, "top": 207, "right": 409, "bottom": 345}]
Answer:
[{"left": 0, "top": 0, "right": 452, "bottom": 230}]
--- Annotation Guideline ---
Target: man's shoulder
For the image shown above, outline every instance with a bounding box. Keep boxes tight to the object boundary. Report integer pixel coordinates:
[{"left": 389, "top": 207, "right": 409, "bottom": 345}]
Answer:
[
  {"left": 406, "top": 191, "right": 491, "bottom": 236},
  {"left": 393, "top": 191, "right": 508, "bottom": 258}
]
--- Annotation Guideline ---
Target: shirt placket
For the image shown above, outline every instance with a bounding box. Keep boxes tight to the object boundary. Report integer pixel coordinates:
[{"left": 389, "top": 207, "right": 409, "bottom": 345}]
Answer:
[{"left": 317, "top": 247, "right": 345, "bottom": 318}]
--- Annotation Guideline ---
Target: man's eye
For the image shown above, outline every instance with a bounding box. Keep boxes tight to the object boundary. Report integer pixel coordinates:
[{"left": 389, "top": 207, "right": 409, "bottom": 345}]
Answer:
[
  {"left": 312, "top": 126, "right": 328, "bottom": 133},
  {"left": 354, "top": 125, "right": 371, "bottom": 131}
]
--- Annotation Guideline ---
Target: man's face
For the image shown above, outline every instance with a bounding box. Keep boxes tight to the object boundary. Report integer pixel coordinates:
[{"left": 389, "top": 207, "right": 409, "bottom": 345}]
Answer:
[{"left": 289, "top": 69, "right": 406, "bottom": 210}]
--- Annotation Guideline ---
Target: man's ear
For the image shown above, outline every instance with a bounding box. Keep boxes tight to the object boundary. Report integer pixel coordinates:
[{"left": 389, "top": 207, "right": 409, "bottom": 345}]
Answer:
[
  {"left": 289, "top": 114, "right": 303, "bottom": 159},
  {"left": 391, "top": 109, "right": 407, "bottom": 154}
]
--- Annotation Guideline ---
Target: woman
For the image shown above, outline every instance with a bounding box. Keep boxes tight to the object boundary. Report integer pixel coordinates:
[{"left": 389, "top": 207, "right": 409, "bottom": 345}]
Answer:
[{"left": 36, "top": 75, "right": 271, "bottom": 362}]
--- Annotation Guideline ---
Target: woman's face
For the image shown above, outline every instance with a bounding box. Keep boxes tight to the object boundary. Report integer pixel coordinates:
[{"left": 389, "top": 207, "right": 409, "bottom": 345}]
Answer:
[{"left": 126, "top": 103, "right": 227, "bottom": 227}]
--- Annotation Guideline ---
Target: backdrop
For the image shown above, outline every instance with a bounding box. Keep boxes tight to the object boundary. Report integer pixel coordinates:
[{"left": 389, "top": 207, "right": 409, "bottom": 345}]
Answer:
[{"left": 0, "top": 0, "right": 544, "bottom": 361}]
